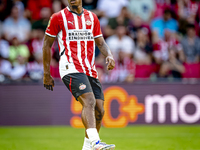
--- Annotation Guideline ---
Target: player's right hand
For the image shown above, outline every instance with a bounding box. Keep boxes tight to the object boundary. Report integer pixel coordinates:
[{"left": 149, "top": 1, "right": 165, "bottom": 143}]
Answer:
[{"left": 43, "top": 74, "right": 54, "bottom": 91}]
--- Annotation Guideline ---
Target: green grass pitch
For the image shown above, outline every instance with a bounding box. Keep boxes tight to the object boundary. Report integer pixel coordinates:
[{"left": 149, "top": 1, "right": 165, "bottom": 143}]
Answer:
[{"left": 0, "top": 125, "right": 200, "bottom": 150}]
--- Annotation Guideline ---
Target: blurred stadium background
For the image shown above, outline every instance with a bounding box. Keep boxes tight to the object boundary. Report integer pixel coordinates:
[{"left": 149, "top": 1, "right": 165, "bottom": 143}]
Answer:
[{"left": 0, "top": 0, "right": 200, "bottom": 149}]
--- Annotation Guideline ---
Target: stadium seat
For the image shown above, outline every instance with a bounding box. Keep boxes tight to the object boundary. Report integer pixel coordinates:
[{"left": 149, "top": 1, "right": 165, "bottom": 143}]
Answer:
[
  {"left": 135, "top": 64, "right": 159, "bottom": 78},
  {"left": 182, "top": 63, "right": 200, "bottom": 78},
  {"left": 50, "top": 65, "right": 60, "bottom": 78}
]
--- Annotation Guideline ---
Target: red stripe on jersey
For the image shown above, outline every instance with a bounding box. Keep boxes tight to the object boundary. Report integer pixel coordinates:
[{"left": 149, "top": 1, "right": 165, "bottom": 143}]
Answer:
[
  {"left": 70, "top": 41, "right": 84, "bottom": 72},
  {"left": 84, "top": 11, "right": 92, "bottom": 30},
  {"left": 81, "top": 41, "right": 90, "bottom": 76},
  {"left": 92, "top": 65, "right": 97, "bottom": 78},
  {"left": 78, "top": 15, "right": 83, "bottom": 29},
  {"left": 87, "top": 41, "right": 93, "bottom": 66},
  {"left": 66, "top": 9, "right": 76, "bottom": 30},
  {"left": 87, "top": 41, "right": 97, "bottom": 78}
]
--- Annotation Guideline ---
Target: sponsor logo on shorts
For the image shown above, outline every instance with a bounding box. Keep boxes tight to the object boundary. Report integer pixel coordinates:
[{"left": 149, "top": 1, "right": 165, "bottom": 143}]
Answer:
[{"left": 79, "top": 84, "right": 86, "bottom": 90}]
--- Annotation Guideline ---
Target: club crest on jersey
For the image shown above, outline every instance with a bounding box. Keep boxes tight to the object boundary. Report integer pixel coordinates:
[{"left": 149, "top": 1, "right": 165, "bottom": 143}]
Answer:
[
  {"left": 79, "top": 83, "right": 86, "bottom": 90},
  {"left": 86, "top": 20, "right": 92, "bottom": 26}
]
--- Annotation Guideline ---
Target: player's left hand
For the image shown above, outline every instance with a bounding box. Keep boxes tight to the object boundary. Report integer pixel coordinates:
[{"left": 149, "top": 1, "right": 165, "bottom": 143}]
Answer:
[{"left": 106, "top": 56, "right": 115, "bottom": 70}]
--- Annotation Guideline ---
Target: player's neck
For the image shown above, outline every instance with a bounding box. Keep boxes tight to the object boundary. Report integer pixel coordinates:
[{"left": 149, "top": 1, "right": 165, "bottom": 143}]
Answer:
[{"left": 69, "top": 5, "right": 83, "bottom": 14}]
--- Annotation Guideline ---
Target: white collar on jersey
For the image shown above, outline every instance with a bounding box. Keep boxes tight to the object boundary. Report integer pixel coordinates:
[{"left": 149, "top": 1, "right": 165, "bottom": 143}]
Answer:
[{"left": 67, "top": 6, "right": 84, "bottom": 16}]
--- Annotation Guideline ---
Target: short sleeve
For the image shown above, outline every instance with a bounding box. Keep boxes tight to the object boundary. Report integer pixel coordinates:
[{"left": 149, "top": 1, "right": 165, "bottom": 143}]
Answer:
[
  {"left": 92, "top": 13, "right": 102, "bottom": 38},
  {"left": 45, "top": 13, "right": 60, "bottom": 37}
]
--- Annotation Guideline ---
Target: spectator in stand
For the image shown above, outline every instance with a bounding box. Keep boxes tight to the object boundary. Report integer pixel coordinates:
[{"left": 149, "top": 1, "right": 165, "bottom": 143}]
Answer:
[
  {"left": 106, "top": 25, "right": 135, "bottom": 60},
  {"left": 177, "top": 0, "right": 198, "bottom": 23},
  {"left": 159, "top": 49, "right": 185, "bottom": 79},
  {"left": 154, "top": 0, "right": 176, "bottom": 18},
  {"left": 0, "top": 32, "right": 12, "bottom": 82},
  {"left": 9, "top": 55, "right": 27, "bottom": 80},
  {"left": 102, "top": 51, "right": 135, "bottom": 83},
  {"left": 82, "top": 0, "right": 104, "bottom": 17},
  {"left": 27, "top": 52, "right": 43, "bottom": 80},
  {"left": 0, "top": 29, "right": 10, "bottom": 60},
  {"left": 128, "top": 0, "right": 155, "bottom": 23},
  {"left": 32, "top": 7, "right": 51, "bottom": 32},
  {"left": 128, "top": 16, "right": 151, "bottom": 41},
  {"left": 0, "top": 54, "right": 12, "bottom": 82},
  {"left": 61, "top": 0, "right": 69, "bottom": 7},
  {"left": 26, "top": 0, "right": 51, "bottom": 21},
  {"left": 152, "top": 30, "right": 184, "bottom": 65},
  {"left": 195, "top": 3, "right": 200, "bottom": 36},
  {"left": 52, "top": 0, "right": 62, "bottom": 13},
  {"left": 8, "top": 37, "right": 29, "bottom": 80},
  {"left": 2, "top": 5, "right": 31, "bottom": 43},
  {"left": 0, "top": 0, "right": 13, "bottom": 21},
  {"left": 9, "top": 37, "right": 30, "bottom": 64},
  {"left": 29, "top": 27, "right": 44, "bottom": 58},
  {"left": 134, "top": 27, "right": 153, "bottom": 65},
  {"left": 151, "top": 9, "right": 178, "bottom": 39},
  {"left": 181, "top": 24, "right": 200, "bottom": 63},
  {"left": 52, "top": 0, "right": 68, "bottom": 13},
  {"left": 97, "top": 0, "right": 128, "bottom": 26},
  {"left": 164, "top": 30, "right": 185, "bottom": 62},
  {"left": 14, "top": 0, "right": 25, "bottom": 18},
  {"left": 104, "top": 7, "right": 131, "bottom": 37}
]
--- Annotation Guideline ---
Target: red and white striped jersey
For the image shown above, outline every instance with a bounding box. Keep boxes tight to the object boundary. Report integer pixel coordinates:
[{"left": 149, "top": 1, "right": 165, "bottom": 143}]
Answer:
[{"left": 45, "top": 7, "right": 102, "bottom": 79}]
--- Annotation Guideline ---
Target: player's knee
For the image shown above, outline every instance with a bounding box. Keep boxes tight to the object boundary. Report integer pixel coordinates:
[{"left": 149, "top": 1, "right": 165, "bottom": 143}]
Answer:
[{"left": 84, "top": 94, "right": 96, "bottom": 109}]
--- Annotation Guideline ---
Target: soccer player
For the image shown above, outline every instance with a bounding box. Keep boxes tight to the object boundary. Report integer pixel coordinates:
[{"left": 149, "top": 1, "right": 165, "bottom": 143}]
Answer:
[{"left": 42, "top": 0, "right": 115, "bottom": 150}]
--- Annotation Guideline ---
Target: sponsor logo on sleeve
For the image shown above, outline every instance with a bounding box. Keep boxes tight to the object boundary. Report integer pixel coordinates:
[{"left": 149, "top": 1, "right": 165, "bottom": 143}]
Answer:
[{"left": 47, "top": 17, "right": 52, "bottom": 28}]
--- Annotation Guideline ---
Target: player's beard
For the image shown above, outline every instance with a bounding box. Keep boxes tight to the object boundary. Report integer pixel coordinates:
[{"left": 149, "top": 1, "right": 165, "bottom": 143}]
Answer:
[{"left": 72, "top": 5, "right": 78, "bottom": 9}]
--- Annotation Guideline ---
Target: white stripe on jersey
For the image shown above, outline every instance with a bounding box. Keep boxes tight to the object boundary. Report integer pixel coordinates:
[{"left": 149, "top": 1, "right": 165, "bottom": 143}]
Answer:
[
  {"left": 88, "top": 11, "right": 96, "bottom": 69},
  {"left": 94, "top": 34, "right": 103, "bottom": 38},
  {"left": 45, "top": 32, "right": 56, "bottom": 37},
  {"left": 61, "top": 10, "right": 73, "bottom": 64},
  {"left": 72, "top": 13, "right": 86, "bottom": 73},
  {"left": 82, "top": 13, "right": 92, "bottom": 76},
  {"left": 58, "top": 30, "right": 69, "bottom": 64},
  {"left": 57, "top": 30, "right": 64, "bottom": 55}
]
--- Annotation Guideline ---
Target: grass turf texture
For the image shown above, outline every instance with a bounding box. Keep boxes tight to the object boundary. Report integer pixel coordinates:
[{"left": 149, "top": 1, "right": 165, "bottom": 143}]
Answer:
[{"left": 0, "top": 126, "right": 199, "bottom": 150}]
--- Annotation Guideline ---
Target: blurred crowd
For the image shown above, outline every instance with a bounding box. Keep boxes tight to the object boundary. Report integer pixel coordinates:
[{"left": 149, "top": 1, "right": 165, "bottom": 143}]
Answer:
[{"left": 0, "top": 0, "right": 200, "bottom": 83}]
